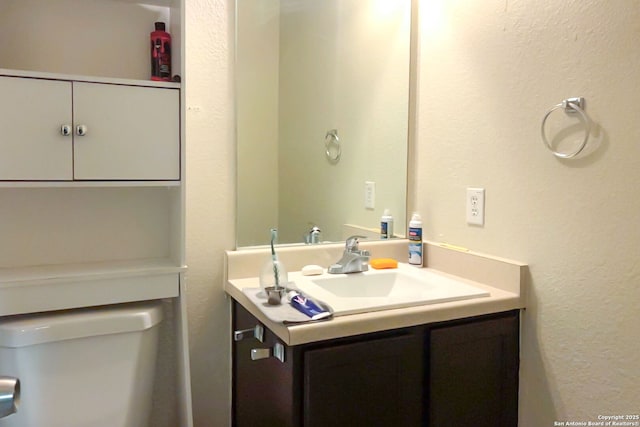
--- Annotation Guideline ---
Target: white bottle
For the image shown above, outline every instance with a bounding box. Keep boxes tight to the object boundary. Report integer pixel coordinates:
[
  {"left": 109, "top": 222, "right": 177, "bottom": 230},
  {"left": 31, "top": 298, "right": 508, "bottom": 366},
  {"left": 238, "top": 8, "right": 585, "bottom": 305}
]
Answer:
[
  {"left": 380, "top": 209, "right": 394, "bottom": 239},
  {"left": 408, "top": 213, "right": 423, "bottom": 265}
]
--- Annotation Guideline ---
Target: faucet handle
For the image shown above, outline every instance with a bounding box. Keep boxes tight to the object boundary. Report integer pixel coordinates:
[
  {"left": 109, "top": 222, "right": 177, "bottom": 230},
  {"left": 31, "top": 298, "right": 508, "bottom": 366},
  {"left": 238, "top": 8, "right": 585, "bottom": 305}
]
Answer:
[{"left": 345, "top": 235, "right": 366, "bottom": 251}]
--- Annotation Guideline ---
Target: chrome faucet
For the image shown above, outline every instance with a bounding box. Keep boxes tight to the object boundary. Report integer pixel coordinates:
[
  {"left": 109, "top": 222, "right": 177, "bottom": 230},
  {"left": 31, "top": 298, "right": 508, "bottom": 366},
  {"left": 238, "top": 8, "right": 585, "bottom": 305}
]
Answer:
[
  {"left": 305, "top": 226, "right": 322, "bottom": 244},
  {"left": 328, "top": 235, "right": 370, "bottom": 274}
]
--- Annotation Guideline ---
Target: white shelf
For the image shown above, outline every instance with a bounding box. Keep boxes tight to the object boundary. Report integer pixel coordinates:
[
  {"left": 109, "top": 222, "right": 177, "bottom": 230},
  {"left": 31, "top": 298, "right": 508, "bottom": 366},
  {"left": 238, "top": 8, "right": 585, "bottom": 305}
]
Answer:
[
  {"left": 0, "top": 0, "right": 183, "bottom": 83},
  {"left": 0, "top": 258, "right": 185, "bottom": 317},
  {"left": 111, "top": 0, "right": 175, "bottom": 7},
  {"left": 0, "top": 181, "right": 181, "bottom": 188},
  {"left": 0, "top": 68, "right": 181, "bottom": 89},
  {"left": 0, "top": 258, "right": 185, "bottom": 287}
]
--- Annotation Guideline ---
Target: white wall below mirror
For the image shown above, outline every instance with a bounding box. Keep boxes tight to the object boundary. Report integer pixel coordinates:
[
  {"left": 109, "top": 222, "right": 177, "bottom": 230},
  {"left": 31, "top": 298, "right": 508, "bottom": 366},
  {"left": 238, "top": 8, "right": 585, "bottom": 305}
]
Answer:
[{"left": 236, "top": 0, "right": 412, "bottom": 247}]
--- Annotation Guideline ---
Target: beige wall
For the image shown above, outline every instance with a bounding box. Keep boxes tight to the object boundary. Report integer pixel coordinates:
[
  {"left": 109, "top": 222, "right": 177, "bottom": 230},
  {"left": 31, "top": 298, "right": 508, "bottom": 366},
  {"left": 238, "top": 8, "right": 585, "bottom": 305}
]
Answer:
[
  {"left": 185, "top": 0, "right": 235, "bottom": 425},
  {"left": 236, "top": 0, "right": 280, "bottom": 247},
  {"left": 415, "top": 1, "right": 640, "bottom": 425},
  {"left": 186, "top": 0, "right": 640, "bottom": 425}
]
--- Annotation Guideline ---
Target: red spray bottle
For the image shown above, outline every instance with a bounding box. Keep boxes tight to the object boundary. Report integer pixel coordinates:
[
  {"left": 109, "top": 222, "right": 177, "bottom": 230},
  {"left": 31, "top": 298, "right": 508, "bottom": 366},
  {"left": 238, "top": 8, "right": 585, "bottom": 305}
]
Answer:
[{"left": 150, "top": 22, "right": 171, "bottom": 81}]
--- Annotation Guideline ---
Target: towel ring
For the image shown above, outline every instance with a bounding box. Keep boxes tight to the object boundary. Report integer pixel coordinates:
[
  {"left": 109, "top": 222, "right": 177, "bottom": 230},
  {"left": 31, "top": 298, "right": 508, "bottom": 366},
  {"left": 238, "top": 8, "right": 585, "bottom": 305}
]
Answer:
[
  {"left": 541, "top": 97, "right": 591, "bottom": 159},
  {"left": 325, "top": 129, "right": 341, "bottom": 162}
]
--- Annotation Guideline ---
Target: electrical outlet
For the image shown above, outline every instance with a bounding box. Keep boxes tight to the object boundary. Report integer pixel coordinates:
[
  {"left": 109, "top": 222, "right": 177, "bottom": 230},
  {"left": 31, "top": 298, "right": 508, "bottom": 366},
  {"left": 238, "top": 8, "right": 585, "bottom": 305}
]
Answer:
[
  {"left": 364, "top": 181, "right": 375, "bottom": 209},
  {"left": 466, "top": 188, "right": 485, "bottom": 226}
]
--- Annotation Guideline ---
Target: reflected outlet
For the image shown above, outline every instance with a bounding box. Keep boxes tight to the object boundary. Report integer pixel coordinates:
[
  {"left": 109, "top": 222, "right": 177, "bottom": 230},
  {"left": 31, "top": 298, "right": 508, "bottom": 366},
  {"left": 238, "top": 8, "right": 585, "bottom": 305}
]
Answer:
[{"left": 365, "top": 181, "right": 375, "bottom": 209}]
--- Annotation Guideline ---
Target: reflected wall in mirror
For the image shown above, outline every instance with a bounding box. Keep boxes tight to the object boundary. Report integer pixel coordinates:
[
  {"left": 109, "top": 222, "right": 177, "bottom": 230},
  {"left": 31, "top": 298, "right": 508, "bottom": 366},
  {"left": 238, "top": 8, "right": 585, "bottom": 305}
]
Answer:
[{"left": 236, "top": 0, "right": 411, "bottom": 247}]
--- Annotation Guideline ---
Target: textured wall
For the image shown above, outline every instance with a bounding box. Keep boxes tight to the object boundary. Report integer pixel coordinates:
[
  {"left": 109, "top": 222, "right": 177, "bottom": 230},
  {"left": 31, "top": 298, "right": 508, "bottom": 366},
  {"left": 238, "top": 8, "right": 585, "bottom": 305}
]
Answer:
[
  {"left": 185, "top": 0, "right": 235, "bottom": 425},
  {"left": 415, "top": 1, "right": 640, "bottom": 425},
  {"left": 186, "top": 0, "right": 640, "bottom": 425}
]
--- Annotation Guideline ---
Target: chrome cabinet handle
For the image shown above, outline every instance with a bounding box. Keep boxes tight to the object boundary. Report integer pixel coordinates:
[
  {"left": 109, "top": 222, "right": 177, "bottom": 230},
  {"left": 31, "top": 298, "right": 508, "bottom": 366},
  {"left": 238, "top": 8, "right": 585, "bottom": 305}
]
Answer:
[
  {"left": 60, "top": 125, "right": 72, "bottom": 136},
  {"left": 250, "top": 348, "right": 271, "bottom": 360},
  {"left": 75, "top": 125, "right": 88, "bottom": 136},
  {"left": 234, "top": 324, "right": 264, "bottom": 343},
  {"left": 250, "top": 343, "right": 285, "bottom": 363}
]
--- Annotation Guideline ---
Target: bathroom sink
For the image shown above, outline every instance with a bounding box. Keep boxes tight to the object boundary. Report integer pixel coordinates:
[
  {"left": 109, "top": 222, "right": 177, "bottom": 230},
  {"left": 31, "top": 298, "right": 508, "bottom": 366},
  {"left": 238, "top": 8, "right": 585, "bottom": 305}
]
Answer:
[{"left": 292, "top": 264, "right": 490, "bottom": 316}]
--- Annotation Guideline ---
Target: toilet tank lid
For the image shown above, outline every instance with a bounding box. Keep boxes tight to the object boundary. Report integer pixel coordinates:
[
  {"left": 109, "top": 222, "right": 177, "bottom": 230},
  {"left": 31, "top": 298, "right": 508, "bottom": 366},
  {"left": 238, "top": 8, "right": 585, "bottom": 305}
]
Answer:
[{"left": 0, "top": 301, "right": 164, "bottom": 348}]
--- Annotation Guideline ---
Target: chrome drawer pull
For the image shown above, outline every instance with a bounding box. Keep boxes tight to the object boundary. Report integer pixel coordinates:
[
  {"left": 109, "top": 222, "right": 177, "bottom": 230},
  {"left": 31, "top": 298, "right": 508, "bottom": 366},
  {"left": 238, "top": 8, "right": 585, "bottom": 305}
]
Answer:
[
  {"left": 250, "top": 343, "right": 285, "bottom": 363},
  {"left": 234, "top": 324, "right": 264, "bottom": 343}
]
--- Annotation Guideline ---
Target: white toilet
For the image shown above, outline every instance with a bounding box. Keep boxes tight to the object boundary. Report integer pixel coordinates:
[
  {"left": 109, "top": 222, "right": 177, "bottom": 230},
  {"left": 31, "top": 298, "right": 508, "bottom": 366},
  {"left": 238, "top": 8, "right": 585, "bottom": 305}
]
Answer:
[{"left": 0, "top": 301, "right": 164, "bottom": 427}]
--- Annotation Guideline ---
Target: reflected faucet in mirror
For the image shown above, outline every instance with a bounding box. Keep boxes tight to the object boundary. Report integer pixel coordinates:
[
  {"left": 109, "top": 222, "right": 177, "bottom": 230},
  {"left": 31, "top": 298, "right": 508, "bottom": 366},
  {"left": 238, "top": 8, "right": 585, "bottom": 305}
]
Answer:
[{"left": 305, "top": 226, "right": 322, "bottom": 244}]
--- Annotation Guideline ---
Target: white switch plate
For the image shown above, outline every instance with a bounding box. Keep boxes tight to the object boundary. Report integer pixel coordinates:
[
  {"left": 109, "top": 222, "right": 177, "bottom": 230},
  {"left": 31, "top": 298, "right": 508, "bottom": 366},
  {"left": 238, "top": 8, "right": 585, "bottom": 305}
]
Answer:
[
  {"left": 365, "top": 181, "right": 375, "bottom": 209},
  {"left": 466, "top": 187, "right": 485, "bottom": 226}
]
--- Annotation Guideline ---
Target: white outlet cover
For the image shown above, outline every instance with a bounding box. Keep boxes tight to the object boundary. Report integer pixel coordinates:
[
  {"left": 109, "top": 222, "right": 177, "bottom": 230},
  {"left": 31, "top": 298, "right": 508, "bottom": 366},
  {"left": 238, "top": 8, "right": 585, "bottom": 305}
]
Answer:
[
  {"left": 365, "top": 181, "right": 375, "bottom": 209},
  {"left": 466, "top": 188, "right": 485, "bottom": 226}
]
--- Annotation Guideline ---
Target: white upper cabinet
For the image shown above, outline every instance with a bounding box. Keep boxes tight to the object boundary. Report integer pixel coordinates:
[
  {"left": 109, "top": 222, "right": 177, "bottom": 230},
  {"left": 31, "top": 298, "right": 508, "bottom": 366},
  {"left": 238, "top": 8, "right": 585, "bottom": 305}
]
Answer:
[
  {"left": 73, "top": 82, "right": 179, "bottom": 180},
  {"left": 0, "top": 76, "right": 179, "bottom": 181},
  {"left": 0, "top": 0, "right": 183, "bottom": 183},
  {"left": 0, "top": 76, "right": 73, "bottom": 180}
]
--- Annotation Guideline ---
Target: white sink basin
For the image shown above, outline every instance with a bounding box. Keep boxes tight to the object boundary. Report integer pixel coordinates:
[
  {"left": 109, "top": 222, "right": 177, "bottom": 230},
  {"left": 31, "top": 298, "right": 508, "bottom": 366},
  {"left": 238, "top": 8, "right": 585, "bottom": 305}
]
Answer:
[
  {"left": 312, "top": 270, "right": 428, "bottom": 298},
  {"left": 292, "top": 264, "right": 490, "bottom": 316}
]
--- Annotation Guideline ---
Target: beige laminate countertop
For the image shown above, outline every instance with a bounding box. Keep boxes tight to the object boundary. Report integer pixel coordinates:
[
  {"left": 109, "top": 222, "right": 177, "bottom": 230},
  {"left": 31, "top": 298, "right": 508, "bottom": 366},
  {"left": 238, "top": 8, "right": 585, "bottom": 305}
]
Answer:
[{"left": 225, "top": 240, "right": 527, "bottom": 346}]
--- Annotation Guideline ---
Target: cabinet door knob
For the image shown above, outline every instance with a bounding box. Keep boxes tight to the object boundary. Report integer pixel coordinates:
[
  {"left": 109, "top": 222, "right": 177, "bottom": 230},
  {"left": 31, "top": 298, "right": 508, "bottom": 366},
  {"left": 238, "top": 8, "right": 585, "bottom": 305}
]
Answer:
[
  {"left": 234, "top": 324, "right": 264, "bottom": 343},
  {"left": 75, "top": 125, "right": 88, "bottom": 136},
  {"left": 250, "top": 343, "right": 285, "bottom": 363},
  {"left": 60, "top": 124, "right": 72, "bottom": 136}
]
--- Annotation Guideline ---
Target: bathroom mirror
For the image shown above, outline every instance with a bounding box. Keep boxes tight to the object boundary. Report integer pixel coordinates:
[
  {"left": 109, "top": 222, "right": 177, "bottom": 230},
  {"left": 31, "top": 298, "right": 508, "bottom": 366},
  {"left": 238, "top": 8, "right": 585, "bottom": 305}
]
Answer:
[{"left": 236, "top": 0, "right": 413, "bottom": 247}]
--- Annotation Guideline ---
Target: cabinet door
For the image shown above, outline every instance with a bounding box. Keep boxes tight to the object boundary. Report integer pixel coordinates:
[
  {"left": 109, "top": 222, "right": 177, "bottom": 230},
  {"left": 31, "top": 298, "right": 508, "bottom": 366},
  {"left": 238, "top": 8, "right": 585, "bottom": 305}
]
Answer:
[
  {"left": 303, "top": 333, "right": 423, "bottom": 427},
  {"left": 428, "top": 312, "right": 519, "bottom": 427},
  {"left": 72, "top": 82, "right": 180, "bottom": 180},
  {"left": 233, "top": 303, "right": 300, "bottom": 427},
  {"left": 0, "top": 76, "right": 73, "bottom": 180}
]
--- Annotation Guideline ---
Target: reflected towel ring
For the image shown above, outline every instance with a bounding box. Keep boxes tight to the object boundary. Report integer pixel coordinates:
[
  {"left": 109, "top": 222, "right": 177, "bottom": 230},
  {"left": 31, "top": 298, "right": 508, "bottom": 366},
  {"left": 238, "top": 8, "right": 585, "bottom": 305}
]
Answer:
[
  {"left": 325, "top": 129, "right": 341, "bottom": 162},
  {"left": 541, "top": 97, "right": 591, "bottom": 159}
]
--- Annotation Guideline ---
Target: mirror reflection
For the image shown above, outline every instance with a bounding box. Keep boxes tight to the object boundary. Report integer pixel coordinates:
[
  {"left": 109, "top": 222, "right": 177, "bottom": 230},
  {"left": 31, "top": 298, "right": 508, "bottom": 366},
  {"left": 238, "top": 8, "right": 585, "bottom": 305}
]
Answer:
[{"left": 236, "top": 0, "right": 411, "bottom": 247}]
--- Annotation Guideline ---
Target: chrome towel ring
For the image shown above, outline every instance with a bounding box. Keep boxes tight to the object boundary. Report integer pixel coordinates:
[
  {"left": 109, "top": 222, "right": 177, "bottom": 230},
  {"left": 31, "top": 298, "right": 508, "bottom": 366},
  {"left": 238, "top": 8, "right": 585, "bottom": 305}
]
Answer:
[
  {"left": 541, "top": 97, "right": 591, "bottom": 159},
  {"left": 325, "top": 129, "right": 341, "bottom": 162}
]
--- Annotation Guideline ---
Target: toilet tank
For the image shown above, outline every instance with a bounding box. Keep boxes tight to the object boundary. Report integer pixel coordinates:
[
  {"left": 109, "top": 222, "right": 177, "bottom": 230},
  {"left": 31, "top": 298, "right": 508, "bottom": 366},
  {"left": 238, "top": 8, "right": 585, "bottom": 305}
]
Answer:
[{"left": 0, "top": 301, "right": 164, "bottom": 427}]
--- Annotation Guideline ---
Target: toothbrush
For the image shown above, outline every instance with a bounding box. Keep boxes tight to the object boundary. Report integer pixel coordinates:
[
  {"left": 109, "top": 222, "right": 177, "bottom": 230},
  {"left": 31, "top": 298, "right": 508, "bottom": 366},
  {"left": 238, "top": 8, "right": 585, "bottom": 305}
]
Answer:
[{"left": 270, "top": 228, "right": 281, "bottom": 289}]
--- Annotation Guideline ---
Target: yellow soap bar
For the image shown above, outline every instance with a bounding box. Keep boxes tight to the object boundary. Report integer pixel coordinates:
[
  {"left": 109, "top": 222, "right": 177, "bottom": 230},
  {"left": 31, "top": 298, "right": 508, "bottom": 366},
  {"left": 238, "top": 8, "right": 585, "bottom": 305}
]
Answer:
[{"left": 370, "top": 258, "right": 398, "bottom": 269}]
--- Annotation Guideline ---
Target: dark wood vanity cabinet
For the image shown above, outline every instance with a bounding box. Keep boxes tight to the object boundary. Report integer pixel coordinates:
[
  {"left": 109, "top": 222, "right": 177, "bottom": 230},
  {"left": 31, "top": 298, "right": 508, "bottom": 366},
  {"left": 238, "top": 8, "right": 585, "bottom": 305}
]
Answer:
[
  {"left": 232, "top": 301, "right": 519, "bottom": 427},
  {"left": 233, "top": 301, "right": 300, "bottom": 427},
  {"left": 303, "top": 332, "right": 423, "bottom": 426},
  {"left": 427, "top": 313, "right": 520, "bottom": 427}
]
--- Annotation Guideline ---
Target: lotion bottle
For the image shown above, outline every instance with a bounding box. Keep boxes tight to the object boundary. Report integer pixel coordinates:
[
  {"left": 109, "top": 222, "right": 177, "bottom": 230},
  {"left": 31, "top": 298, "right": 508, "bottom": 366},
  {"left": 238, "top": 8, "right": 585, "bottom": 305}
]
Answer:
[
  {"left": 408, "top": 213, "right": 423, "bottom": 265},
  {"left": 151, "top": 22, "right": 171, "bottom": 81},
  {"left": 380, "top": 209, "right": 394, "bottom": 239}
]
